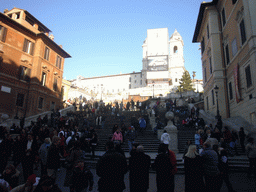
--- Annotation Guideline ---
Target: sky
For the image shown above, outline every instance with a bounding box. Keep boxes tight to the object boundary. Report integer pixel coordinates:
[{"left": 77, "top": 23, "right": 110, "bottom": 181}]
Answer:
[{"left": 2, "top": 0, "right": 204, "bottom": 80}]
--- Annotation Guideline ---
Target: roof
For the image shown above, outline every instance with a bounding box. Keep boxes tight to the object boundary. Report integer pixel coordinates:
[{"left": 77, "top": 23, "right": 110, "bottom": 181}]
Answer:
[
  {"left": 0, "top": 12, "right": 71, "bottom": 58},
  {"left": 69, "top": 71, "right": 142, "bottom": 82},
  {"left": 192, "top": 0, "right": 219, "bottom": 43},
  {"left": 6, "top": 8, "right": 51, "bottom": 33}
]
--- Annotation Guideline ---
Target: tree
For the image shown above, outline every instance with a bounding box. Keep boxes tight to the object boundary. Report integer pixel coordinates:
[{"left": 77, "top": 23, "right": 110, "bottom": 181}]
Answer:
[{"left": 177, "top": 70, "right": 195, "bottom": 92}]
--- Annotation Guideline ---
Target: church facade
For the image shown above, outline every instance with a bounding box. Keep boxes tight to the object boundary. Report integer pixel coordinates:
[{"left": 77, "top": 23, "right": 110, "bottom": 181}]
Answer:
[{"left": 69, "top": 28, "right": 186, "bottom": 101}]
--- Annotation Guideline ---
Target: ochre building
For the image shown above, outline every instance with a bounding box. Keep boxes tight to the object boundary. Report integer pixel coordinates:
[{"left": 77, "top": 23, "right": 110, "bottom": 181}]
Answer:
[
  {"left": 0, "top": 8, "right": 71, "bottom": 118},
  {"left": 193, "top": 0, "right": 256, "bottom": 125}
]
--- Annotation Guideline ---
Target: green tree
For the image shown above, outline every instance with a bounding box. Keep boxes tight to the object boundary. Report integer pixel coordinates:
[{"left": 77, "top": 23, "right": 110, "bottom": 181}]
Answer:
[{"left": 177, "top": 70, "right": 195, "bottom": 92}]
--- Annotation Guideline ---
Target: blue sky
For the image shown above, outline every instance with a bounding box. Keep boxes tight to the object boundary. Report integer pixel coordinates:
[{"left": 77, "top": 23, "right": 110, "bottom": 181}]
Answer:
[{"left": 3, "top": 0, "right": 204, "bottom": 80}]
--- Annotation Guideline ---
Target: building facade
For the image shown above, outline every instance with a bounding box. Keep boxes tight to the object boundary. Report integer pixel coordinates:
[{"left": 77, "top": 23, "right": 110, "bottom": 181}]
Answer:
[
  {"left": 71, "top": 28, "right": 188, "bottom": 101},
  {"left": 193, "top": 0, "right": 256, "bottom": 125},
  {"left": 0, "top": 8, "right": 71, "bottom": 118}
]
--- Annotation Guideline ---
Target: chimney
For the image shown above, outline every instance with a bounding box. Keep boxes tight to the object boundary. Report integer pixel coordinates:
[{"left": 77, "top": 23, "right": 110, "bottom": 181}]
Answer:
[
  {"left": 59, "top": 45, "right": 63, "bottom": 48},
  {"left": 49, "top": 34, "right": 54, "bottom": 41},
  {"left": 4, "top": 9, "right": 8, "bottom": 13}
]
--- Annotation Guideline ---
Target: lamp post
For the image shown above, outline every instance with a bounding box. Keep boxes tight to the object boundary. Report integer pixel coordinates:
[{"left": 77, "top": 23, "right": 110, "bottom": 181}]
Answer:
[
  {"left": 196, "top": 80, "right": 199, "bottom": 93},
  {"left": 101, "top": 84, "right": 103, "bottom": 101},
  {"left": 152, "top": 81, "right": 155, "bottom": 98},
  {"left": 214, "top": 85, "right": 221, "bottom": 119}
]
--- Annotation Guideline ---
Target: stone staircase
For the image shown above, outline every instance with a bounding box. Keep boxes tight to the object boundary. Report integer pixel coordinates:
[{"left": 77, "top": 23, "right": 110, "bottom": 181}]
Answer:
[{"left": 95, "top": 111, "right": 160, "bottom": 152}]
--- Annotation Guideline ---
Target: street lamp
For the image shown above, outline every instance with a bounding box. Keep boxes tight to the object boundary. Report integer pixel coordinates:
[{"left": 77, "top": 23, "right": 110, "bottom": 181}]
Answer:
[
  {"left": 196, "top": 80, "right": 199, "bottom": 93},
  {"left": 214, "top": 85, "right": 221, "bottom": 119},
  {"left": 152, "top": 81, "right": 155, "bottom": 98},
  {"left": 101, "top": 84, "right": 103, "bottom": 101}
]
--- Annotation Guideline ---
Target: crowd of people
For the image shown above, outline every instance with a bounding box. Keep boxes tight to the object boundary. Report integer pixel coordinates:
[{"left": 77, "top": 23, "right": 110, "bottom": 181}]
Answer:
[{"left": 0, "top": 97, "right": 255, "bottom": 192}]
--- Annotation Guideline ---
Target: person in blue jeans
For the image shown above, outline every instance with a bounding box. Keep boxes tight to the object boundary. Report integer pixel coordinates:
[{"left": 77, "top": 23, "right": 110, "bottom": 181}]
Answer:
[{"left": 125, "top": 126, "right": 137, "bottom": 152}]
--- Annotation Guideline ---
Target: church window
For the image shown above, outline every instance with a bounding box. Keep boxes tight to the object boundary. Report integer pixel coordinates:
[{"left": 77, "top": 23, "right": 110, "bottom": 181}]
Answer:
[{"left": 174, "top": 46, "right": 178, "bottom": 53}]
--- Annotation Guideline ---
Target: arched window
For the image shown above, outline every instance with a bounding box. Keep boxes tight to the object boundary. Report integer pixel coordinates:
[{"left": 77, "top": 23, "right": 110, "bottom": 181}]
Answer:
[{"left": 174, "top": 46, "right": 178, "bottom": 53}]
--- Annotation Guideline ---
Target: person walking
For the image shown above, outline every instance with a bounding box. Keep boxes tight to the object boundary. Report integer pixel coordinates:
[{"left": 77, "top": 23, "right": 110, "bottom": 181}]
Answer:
[
  {"left": 129, "top": 145, "right": 151, "bottom": 192},
  {"left": 125, "top": 126, "right": 137, "bottom": 152},
  {"left": 111, "top": 128, "right": 123, "bottom": 145},
  {"left": 152, "top": 143, "right": 176, "bottom": 192},
  {"left": 70, "top": 159, "right": 94, "bottom": 192},
  {"left": 184, "top": 145, "right": 205, "bottom": 192},
  {"left": 46, "top": 136, "right": 61, "bottom": 179},
  {"left": 160, "top": 130, "right": 171, "bottom": 148},
  {"left": 96, "top": 141, "right": 128, "bottom": 192},
  {"left": 200, "top": 142, "right": 221, "bottom": 192},
  {"left": 246, "top": 137, "right": 256, "bottom": 177},
  {"left": 38, "top": 138, "right": 51, "bottom": 176},
  {"left": 139, "top": 116, "right": 146, "bottom": 134}
]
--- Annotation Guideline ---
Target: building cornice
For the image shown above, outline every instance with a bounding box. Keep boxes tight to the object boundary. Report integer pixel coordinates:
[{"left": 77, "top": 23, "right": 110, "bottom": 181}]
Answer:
[
  {"left": 192, "top": 0, "right": 219, "bottom": 43},
  {"left": 0, "top": 12, "right": 71, "bottom": 58}
]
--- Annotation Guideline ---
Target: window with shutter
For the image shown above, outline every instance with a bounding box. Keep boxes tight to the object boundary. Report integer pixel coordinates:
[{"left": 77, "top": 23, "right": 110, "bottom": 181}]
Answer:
[
  {"left": 23, "top": 38, "right": 35, "bottom": 55},
  {"left": 16, "top": 93, "right": 25, "bottom": 107},
  {"left": 19, "top": 66, "right": 31, "bottom": 82},
  {"left": 245, "top": 65, "right": 252, "bottom": 88},
  {"left": 0, "top": 25, "right": 7, "bottom": 42}
]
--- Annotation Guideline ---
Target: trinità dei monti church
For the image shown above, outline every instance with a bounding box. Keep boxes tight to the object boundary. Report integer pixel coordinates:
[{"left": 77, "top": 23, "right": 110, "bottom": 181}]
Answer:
[{"left": 70, "top": 28, "right": 186, "bottom": 101}]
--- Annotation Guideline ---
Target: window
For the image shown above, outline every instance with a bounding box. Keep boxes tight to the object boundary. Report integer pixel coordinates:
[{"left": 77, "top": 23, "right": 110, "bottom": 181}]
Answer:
[
  {"left": 232, "top": 38, "right": 238, "bottom": 56},
  {"left": 51, "top": 102, "right": 55, "bottom": 111},
  {"left": 206, "top": 96, "right": 209, "bottom": 110},
  {"left": 209, "top": 57, "right": 212, "bottom": 74},
  {"left": 38, "top": 97, "right": 44, "bottom": 109},
  {"left": 212, "top": 90, "right": 215, "bottom": 105},
  {"left": 140, "top": 80, "right": 142, "bottom": 85},
  {"left": 140, "top": 73, "right": 142, "bottom": 78},
  {"left": 129, "top": 77, "right": 131, "bottom": 82},
  {"left": 201, "top": 37, "right": 205, "bottom": 54},
  {"left": 0, "top": 25, "right": 7, "bottom": 42},
  {"left": 232, "top": 0, "right": 237, "bottom": 4},
  {"left": 135, "top": 80, "right": 136, "bottom": 83},
  {"left": 204, "top": 67, "right": 207, "bottom": 83},
  {"left": 129, "top": 84, "right": 131, "bottom": 89},
  {"left": 19, "top": 66, "right": 31, "bottom": 82},
  {"left": 56, "top": 56, "right": 62, "bottom": 69},
  {"left": 225, "top": 44, "right": 230, "bottom": 65},
  {"left": 174, "top": 46, "right": 178, "bottom": 53},
  {"left": 175, "top": 78, "right": 177, "bottom": 82},
  {"left": 53, "top": 77, "right": 58, "bottom": 91},
  {"left": 229, "top": 82, "right": 233, "bottom": 100},
  {"left": 245, "top": 65, "right": 252, "bottom": 88},
  {"left": 44, "top": 47, "right": 50, "bottom": 60},
  {"left": 23, "top": 39, "right": 34, "bottom": 55},
  {"left": 16, "top": 93, "right": 24, "bottom": 107},
  {"left": 221, "top": 8, "right": 226, "bottom": 27},
  {"left": 41, "top": 72, "right": 46, "bottom": 86},
  {"left": 207, "top": 25, "right": 209, "bottom": 39},
  {"left": 239, "top": 19, "right": 247, "bottom": 45}
]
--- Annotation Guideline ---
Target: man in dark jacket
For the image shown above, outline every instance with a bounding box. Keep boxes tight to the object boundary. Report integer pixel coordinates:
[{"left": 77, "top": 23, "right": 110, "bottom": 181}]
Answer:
[
  {"left": 46, "top": 136, "right": 61, "bottom": 178},
  {"left": 21, "top": 133, "right": 38, "bottom": 181},
  {"left": 96, "top": 141, "right": 128, "bottom": 192},
  {"left": 129, "top": 145, "right": 151, "bottom": 192}
]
